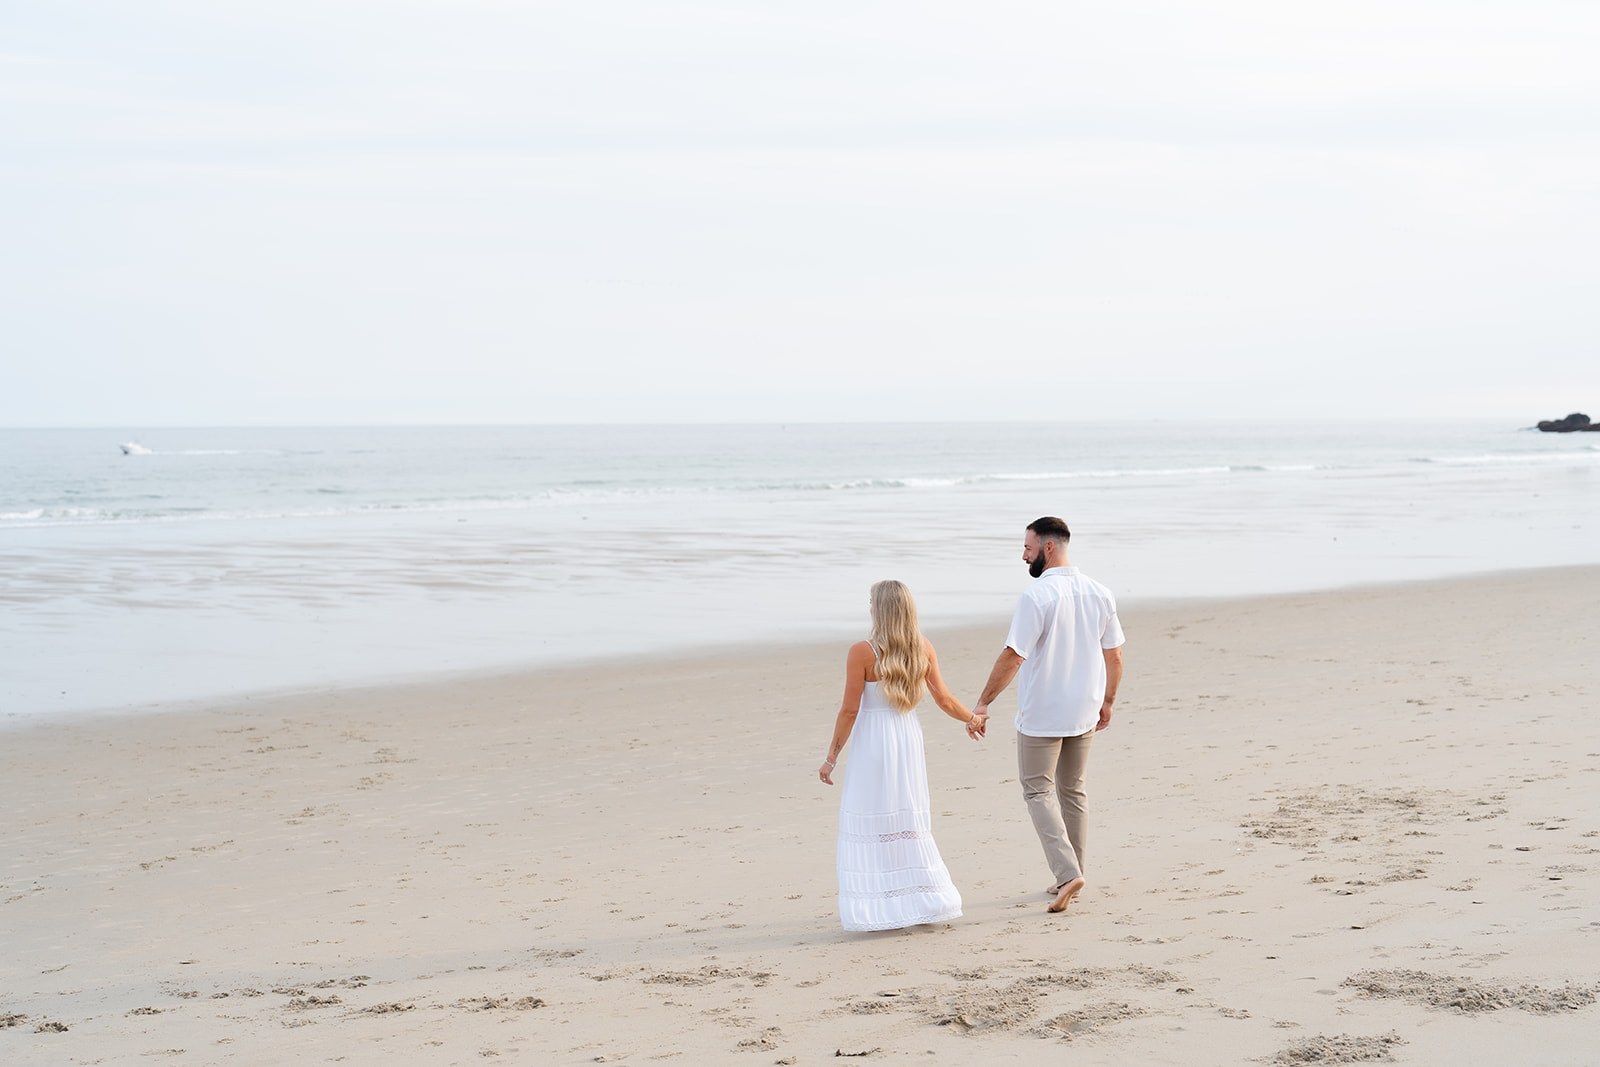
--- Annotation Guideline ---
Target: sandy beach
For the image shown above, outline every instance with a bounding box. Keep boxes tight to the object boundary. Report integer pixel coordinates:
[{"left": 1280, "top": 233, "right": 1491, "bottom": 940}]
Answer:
[{"left": 3, "top": 565, "right": 1598, "bottom": 1065}]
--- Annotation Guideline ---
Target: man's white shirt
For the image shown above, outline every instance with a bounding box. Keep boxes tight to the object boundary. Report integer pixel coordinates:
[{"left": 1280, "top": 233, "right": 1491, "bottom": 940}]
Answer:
[{"left": 1005, "top": 565, "right": 1125, "bottom": 737}]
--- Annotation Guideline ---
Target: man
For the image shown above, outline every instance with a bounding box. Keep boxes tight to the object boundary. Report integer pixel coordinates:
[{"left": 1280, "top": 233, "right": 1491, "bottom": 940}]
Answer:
[{"left": 969, "top": 516, "right": 1124, "bottom": 914}]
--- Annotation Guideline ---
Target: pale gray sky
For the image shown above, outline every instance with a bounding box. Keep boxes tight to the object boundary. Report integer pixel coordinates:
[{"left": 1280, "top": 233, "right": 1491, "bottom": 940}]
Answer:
[{"left": 4, "top": 1, "right": 1597, "bottom": 425}]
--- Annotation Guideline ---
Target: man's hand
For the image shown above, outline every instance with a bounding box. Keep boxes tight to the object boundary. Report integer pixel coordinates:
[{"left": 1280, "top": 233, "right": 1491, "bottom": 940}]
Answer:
[
  {"left": 1095, "top": 700, "right": 1113, "bottom": 731},
  {"left": 965, "top": 708, "right": 988, "bottom": 739},
  {"left": 1097, "top": 645, "right": 1122, "bottom": 732}
]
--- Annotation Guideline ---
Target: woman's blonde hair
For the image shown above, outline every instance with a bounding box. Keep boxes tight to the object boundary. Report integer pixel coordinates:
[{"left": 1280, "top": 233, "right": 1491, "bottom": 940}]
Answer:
[{"left": 869, "top": 580, "right": 928, "bottom": 712}]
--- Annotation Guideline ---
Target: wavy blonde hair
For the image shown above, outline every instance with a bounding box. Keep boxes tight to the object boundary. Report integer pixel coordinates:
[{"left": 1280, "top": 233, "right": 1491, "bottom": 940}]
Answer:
[{"left": 869, "top": 580, "right": 928, "bottom": 712}]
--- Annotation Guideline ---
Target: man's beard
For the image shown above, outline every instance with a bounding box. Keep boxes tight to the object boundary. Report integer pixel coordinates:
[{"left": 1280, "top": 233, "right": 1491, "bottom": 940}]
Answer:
[{"left": 1029, "top": 554, "right": 1047, "bottom": 578}]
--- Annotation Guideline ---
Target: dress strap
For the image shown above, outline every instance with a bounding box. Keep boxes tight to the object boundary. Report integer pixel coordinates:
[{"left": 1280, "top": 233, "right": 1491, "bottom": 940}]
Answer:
[{"left": 867, "top": 641, "right": 880, "bottom": 661}]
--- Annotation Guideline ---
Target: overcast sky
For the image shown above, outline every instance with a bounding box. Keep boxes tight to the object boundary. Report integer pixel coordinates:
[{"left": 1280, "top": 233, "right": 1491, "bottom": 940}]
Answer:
[{"left": 4, "top": 1, "right": 1598, "bottom": 425}]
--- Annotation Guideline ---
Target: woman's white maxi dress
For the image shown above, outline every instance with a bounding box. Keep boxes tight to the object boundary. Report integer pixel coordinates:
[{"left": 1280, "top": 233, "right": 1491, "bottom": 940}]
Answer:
[{"left": 836, "top": 679, "right": 963, "bottom": 931}]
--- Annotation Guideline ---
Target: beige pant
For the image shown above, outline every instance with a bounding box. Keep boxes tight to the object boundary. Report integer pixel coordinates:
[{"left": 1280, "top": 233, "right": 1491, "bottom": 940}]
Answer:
[{"left": 1017, "top": 730, "right": 1094, "bottom": 888}]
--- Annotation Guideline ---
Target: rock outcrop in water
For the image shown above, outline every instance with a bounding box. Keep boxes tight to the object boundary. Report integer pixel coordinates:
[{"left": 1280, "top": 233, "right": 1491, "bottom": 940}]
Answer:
[{"left": 1536, "top": 412, "right": 1597, "bottom": 432}]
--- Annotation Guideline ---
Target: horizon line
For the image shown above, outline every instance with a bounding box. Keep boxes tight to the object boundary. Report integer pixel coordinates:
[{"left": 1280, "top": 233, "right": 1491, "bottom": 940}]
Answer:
[{"left": 0, "top": 414, "right": 1552, "bottom": 432}]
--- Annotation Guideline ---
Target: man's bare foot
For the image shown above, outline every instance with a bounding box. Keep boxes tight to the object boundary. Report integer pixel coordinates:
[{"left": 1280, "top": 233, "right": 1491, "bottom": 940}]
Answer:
[{"left": 1047, "top": 876, "right": 1085, "bottom": 913}]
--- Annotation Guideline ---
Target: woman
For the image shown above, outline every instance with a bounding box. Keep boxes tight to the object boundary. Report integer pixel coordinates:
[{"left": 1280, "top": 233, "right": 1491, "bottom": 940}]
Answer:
[{"left": 818, "top": 580, "right": 987, "bottom": 931}]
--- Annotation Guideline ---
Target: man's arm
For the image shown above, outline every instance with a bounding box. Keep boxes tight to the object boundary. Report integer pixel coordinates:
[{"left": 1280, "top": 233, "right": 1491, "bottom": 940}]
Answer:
[
  {"left": 973, "top": 647, "right": 1025, "bottom": 726},
  {"left": 1096, "top": 645, "right": 1123, "bottom": 731}
]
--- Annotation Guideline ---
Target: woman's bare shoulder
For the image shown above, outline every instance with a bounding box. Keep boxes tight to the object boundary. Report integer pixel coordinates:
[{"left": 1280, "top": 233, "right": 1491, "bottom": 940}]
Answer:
[{"left": 845, "top": 640, "right": 876, "bottom": 680}]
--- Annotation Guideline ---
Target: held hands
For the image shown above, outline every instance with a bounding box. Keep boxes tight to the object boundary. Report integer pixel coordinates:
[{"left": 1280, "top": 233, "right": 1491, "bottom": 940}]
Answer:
[{"left": 965, "top": 706, "right": 989, "bottom": 739}]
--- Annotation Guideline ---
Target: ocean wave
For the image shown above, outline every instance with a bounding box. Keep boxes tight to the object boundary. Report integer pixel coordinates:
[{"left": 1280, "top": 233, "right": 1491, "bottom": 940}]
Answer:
[
  {"left": 0, "top": 461, "right": 1407, "bottom": 529},
  {"left": 755, "top": 465, "right": 1243, "bottom": 492},
  {"left": 772, "top": 476, "right": 970, "bottom": 491},
  {"left": 117, "top": 446, "right": 285, "bottom": 456},
  {"left": 990, "top": 466, "right": 1234, "bottom": 481},
  {"left": 0, "top": 487, "right": 707, "bottom": 529},
  {"left": 9, "top": 445, "right": 1596, "bottom": 530},
  {"left": 895, "top": 476, "right": 968, "bottom": 488},
  {"left": 0, "top": 507, "right": 108, "bottom": 523},
  {"left": 1412, "top": 450, "right": 1600, "bottom": 467}
]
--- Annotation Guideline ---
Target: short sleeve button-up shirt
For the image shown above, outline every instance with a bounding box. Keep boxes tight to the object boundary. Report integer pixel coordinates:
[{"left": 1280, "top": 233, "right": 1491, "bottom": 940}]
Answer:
[{"left": 1005, "top": 566, "right": 1125, "bottom": 737}]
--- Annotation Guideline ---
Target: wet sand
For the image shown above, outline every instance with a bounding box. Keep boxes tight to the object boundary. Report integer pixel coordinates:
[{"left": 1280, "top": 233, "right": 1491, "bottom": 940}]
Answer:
[{"left": 3, "top": 566, "right": 1598, "bottom": 1064}]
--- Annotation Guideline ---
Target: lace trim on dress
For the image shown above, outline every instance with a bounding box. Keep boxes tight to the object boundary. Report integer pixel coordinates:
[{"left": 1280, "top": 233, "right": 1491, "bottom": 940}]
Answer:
[
  {"left": 841, "top": 904, "right": 963, "bottom": 932},
  {"left": 840, "top": 884, "right": 947, "bottom": 900},
  {"left": 838, "top": 828, "right": 931, "bottom": 844}
]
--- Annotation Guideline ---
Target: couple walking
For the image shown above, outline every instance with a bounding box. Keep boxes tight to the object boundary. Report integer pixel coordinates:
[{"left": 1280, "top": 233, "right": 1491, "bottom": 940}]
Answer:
[{"left": 816, "top": 516, "right": 1125, "bottom": 931}]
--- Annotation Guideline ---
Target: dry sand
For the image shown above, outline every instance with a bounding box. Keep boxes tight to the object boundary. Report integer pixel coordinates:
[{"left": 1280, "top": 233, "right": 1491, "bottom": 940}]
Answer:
[{"left": 3, "top": 566, "right": 1598, "bottom": 1065}]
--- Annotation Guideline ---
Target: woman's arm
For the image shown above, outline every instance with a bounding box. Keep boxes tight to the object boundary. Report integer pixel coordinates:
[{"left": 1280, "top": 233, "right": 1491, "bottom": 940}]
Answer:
[
  {"left": 924, "top": 640, "right": 984, "bottom": 738},
  {"left": 819, "top": 641, "right": 872, "bottom": 784}
]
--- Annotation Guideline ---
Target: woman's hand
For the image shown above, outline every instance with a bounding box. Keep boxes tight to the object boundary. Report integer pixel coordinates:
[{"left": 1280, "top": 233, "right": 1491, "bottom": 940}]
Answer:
[
  {"left": 965, "top": 710, "right": 988, "bottom": 739},
  {"left": 819, "top": 759, "right": 836, "bottom": 785}
]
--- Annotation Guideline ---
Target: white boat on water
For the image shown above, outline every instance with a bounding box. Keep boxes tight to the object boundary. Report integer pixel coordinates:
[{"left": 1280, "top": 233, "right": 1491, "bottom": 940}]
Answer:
[{"left": 119, "top": 442, "right": 153, "bottom": 455}]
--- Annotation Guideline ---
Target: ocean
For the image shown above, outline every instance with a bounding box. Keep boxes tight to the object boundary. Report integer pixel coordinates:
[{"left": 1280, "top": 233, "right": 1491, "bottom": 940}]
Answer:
[{"left": 2, "top": 421, "right": 1596, "bottom": 721}]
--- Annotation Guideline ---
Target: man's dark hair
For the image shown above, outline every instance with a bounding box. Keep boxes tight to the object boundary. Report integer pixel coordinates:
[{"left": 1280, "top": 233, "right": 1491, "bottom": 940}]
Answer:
[{"left": 1027, "top": 516, "right": 1071, "bottom": 544}]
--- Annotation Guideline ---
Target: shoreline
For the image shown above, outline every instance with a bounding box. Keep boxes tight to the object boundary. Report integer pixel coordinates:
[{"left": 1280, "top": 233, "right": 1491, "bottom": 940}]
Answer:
[
  {"left": 3, "top": 564, "right": 1598, "bottom": 1063},
  {"left": 8, "top": 418, "right": 1598, "bottom": 720},
  {"left": 10, "top": 560, "right": 1597, "bottom": 731}
]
